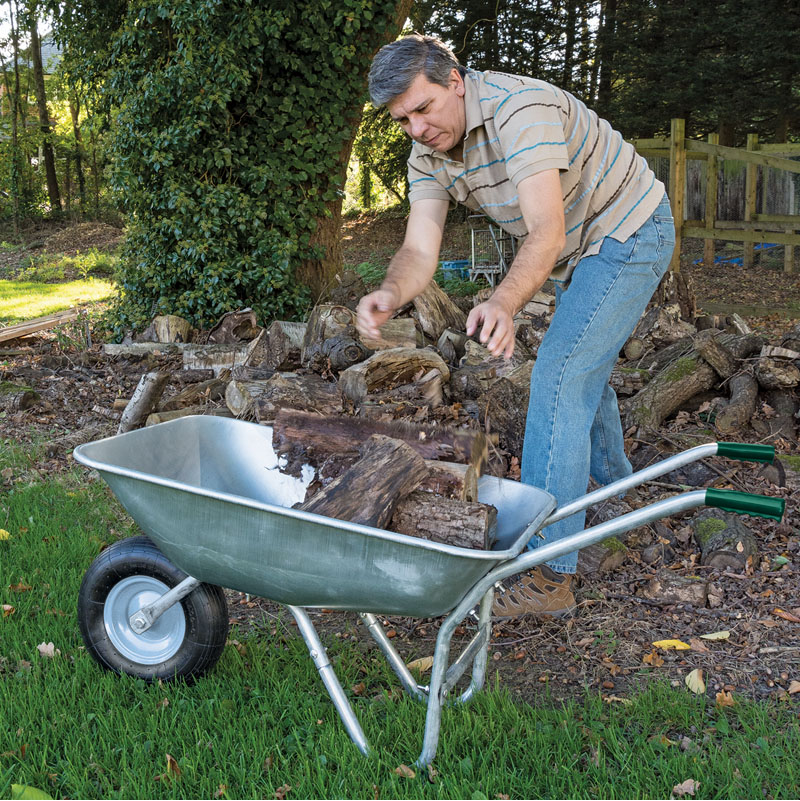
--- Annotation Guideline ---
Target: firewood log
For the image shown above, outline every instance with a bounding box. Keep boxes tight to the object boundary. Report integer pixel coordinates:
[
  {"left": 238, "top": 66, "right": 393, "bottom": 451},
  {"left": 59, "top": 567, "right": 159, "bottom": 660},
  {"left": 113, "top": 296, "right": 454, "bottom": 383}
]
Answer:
[
  {"left": 206, "top": 308, "right": 259, "bottom": 343},
  {"left": 693, "top": 330, "right": 738, "bottom": 379},
  {"left": 691, "top": 510, "right": 758, "bottom": 571},
  {"left": 360, "top": 318, "right": 421, "bottom": 351},
  {"left": 389, "top": 490, "right": 497, "bottom": 550},
  {"left": 752, "top": 389, "right": 799, "bottom": 443},
  {"left": 623, "top": 306, "right": 697, "bottom": 361},
  {"left": 0, "top": 382, "right": 38, "bottom": 412},
  {"left": 225, "top": 373, "right": 342, "bottom": 421},
  {"left": 418, "top": 460, "right": 479, "bottom": 501},
  {"left": 476, "top": 377, "right": 528, "bottom": 458},
  {"left": 118, "top": 371, "right": 170, "bottom": 434},
  {"left": 338, "top": 347, "right": 449, "bottom": 403},
  {"left": 299, "top": 434, "right": 429, "bottom": 529},
  {"left": 245, "top": 321, "right": 306, "bottom": 371},
  {"left": 153, "top": 314, "right": 192, "bottom": 343},
  {"left": 272, "top": 409, "right": 489, "bottom": 472},
  {"left": 412, "top": 280, "right": 467, "bottom": 340},
  {"left": 714, "top": 372, "right": 759, "bottom": 434},
  {"left": 302, "top": 304, "right": 358, "bottom": 368},
  {"left": 182, "top": 343, "right": 253, "bottom": 376},
  {"left": 159, "top": 377, "right": 227, "bottom": 411},
  {"left": 755, "top": 347, "right": 800, "bottom": 390}
]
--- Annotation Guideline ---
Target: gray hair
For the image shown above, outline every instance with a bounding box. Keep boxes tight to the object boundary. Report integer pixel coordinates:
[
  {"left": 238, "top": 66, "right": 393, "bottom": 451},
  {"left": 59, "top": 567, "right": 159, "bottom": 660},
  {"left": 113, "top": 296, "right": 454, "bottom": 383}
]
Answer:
[{"left": 369, "top": 34, "right": 464, "bottom": 107}]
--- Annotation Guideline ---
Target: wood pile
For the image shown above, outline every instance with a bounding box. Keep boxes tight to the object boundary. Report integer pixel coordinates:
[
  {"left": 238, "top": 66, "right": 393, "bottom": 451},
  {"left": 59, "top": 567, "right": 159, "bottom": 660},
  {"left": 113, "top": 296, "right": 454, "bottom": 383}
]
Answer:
[{"left": 96, "top": 271, "right": 800, "bottom": 549}]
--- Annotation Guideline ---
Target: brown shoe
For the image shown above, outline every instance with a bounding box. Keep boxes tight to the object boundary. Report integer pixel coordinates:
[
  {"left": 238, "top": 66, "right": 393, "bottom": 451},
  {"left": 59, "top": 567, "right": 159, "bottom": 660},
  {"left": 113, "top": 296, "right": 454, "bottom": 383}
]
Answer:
[{"left": 492, "top": 565, "right": 576, "bottom": 620}]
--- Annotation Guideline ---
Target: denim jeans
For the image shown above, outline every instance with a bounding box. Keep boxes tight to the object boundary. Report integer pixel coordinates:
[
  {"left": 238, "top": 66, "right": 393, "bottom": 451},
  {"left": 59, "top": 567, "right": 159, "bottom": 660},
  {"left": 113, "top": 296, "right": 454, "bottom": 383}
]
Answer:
[{"left": 521, "top": 194, "right": 675, "bottom": 573}]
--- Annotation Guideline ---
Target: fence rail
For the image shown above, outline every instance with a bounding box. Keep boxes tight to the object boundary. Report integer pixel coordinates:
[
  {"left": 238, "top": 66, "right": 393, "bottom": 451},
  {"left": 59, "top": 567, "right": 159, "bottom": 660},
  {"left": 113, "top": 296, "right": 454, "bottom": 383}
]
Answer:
[{"left": 628, "top": 120, "right": 799, "bottom": 274}]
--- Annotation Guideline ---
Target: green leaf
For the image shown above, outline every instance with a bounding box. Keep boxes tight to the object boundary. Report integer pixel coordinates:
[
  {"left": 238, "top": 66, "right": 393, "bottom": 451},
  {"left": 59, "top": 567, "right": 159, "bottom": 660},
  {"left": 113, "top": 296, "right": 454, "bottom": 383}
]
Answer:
[{"left": 11, "top": 786, "right": 53, "bottom": 800}]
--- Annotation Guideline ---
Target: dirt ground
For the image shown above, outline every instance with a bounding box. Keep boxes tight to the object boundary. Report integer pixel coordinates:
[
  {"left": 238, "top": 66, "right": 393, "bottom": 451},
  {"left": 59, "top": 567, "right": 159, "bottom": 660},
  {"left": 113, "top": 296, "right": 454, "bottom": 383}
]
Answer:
[{"left": 1, "top": 217, "right": 799, "bottom": 709}]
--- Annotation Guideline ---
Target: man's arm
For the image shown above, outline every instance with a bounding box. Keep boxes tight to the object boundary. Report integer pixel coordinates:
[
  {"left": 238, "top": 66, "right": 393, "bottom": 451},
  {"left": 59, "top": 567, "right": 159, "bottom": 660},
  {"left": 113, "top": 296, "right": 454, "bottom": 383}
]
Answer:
[
  {"left": 356, "top": 197, "right": 449, "bottom": 339},
  {"left": 466, "top": 169, "right": 566, "bottom": 358}
]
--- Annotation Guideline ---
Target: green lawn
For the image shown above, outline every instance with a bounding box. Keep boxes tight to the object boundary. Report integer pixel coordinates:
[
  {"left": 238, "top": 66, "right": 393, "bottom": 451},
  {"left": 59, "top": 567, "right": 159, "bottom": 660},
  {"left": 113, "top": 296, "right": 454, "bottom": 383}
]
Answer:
[
  {"left": 1, "top": 438, "right": 799, "bottom": 799},
  {"left": 0, "top": 279, "right": 114, "bottom": 324}
]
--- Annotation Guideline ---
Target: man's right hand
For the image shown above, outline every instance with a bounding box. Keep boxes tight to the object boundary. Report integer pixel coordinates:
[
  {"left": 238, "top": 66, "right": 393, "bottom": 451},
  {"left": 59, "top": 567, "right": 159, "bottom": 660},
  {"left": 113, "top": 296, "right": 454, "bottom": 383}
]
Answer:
[{"left": 356, "top": 288, "right": 399, "bottom": 340}]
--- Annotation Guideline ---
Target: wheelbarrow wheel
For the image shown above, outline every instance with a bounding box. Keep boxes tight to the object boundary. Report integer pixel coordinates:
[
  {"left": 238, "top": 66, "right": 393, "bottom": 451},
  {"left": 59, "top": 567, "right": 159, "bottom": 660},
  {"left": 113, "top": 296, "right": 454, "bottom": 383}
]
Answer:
[{"left": 77, "top": 536, "right": 228, "bottom": 682}]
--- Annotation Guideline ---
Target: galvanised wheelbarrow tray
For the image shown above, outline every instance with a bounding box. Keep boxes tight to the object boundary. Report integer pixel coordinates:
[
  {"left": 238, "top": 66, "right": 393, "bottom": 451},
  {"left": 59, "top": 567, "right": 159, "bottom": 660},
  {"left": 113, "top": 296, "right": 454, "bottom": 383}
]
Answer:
[{"left": 73, "top": 415, "right": 785, "bottom": 766}]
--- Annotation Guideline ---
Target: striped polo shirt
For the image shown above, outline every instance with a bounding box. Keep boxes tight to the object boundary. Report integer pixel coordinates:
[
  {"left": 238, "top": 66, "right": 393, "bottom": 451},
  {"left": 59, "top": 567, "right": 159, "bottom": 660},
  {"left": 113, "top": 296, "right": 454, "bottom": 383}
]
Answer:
[{"left": 406, "top": 69, "right": 665, "bottom": 283}]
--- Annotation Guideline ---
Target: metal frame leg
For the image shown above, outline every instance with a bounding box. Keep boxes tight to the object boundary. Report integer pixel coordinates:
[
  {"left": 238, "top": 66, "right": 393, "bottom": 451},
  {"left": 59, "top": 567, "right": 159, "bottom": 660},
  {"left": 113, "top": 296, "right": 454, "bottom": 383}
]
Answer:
[
  {"left": 360, "top": 613, "right": 426, "bottom": 702},
  {"left": 287, "top": 605, "right": 370, "bottom": 756}
]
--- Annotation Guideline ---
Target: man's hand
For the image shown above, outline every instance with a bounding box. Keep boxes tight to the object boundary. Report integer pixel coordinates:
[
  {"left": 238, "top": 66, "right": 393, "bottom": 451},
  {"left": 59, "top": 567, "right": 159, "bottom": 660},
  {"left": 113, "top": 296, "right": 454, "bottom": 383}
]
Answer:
[
  {"left": 356, "top": 288, "right": 399, "bottom": 340},
  {"left": 466, "top": 297, "right": 517, "bottom": 359}
]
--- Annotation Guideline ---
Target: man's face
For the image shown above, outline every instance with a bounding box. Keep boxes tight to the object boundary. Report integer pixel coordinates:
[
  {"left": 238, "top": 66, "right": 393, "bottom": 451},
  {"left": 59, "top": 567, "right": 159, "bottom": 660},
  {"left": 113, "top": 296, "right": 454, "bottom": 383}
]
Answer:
[{"left": 387, "top": 69, "right": 466, "bottom": 154}]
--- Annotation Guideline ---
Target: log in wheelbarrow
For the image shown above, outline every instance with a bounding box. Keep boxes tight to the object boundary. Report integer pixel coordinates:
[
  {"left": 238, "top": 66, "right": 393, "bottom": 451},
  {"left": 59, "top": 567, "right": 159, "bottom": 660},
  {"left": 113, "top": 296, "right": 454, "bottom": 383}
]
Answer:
[{"left": 73, "top": 416, "right": 785, "bottom": 766}]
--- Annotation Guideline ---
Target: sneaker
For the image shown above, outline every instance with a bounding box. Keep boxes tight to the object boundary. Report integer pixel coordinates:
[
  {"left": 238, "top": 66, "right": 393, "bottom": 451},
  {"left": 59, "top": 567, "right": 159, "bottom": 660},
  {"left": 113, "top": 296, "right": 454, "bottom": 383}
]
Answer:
[{"left": 492, "top": 565, "right": 576, "bottom": 620}]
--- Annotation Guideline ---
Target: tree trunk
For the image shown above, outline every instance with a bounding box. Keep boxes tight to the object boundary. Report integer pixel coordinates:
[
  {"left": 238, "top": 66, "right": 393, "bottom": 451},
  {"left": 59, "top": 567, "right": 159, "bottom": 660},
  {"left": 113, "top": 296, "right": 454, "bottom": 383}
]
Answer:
[
  {"left": 69, "top": 94, "right": 87, "bottom": 212},
  {"left": 29, "top": 19, "right": 61, "bottom": 213}
]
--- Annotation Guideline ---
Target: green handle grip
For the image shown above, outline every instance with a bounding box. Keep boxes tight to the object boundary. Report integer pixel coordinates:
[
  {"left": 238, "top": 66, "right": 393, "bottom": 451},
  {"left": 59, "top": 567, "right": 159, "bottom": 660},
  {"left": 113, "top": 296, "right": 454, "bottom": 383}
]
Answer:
[
  {"left": 716, "top": 442, "right": 775, "bottom": 463},
  {"left": 705, "top": 488, "right": 785, "bottom": 521}
]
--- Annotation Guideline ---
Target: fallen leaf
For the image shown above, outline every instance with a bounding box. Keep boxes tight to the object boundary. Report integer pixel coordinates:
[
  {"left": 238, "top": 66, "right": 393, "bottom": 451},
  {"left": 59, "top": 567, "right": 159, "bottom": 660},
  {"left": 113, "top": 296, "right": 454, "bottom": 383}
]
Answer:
[
  {"left": 213, "top": 785, "right": 227, "bottom": 799},
  {"left": 788, "top": 680, "right": 800, "bottom": 695},
  {"left": 672, "top": 778, "right": 699, "bottom": 797},
  {"left": 393, "top": 764, "right": 416, "bottom": 779},
  {"left": 685, "top": 669, "right": 705, "bottom": 694},
  {"left": 689, "top": 637, "right": 710, "bottom": 653},
  {"left": 351, "top": 682, "right": 366, "bottom": 696},
  {"left": 165, "top": 753, "right": 181, "bottom": 779},
  {"left": 427, "top": 764, "right": 438, "bottom": 783},
  {"left": 602, "top": 695, "right": 632, "bottom": 705},
  {"left": 273, "top": 784, "right": 291, "bottom": 800},
  {"left": 36, "top": 642, "right": 60, "bottom": 659},
  {"left": 2, "top": 604, "right": 15, "bottom": 617},
  {"left": 699, "top": 630, "right": 730, "bottom": 640},
  {"left": 653, "top": 639, "right": 691, "bottom": 650},
  {"left": 9, "top": 580, "right": 31, "bottom": 592},
  {"left": 648, "top": 733, "right": 678, "bottom": 747},
  {"left": 407, "top": 655, "right": 434, "bottom": 674},
  {"left": 773, "top": 608, "right": 800, "bottom": 623},
  {"left": 0, "top": 528, "right": 10, "bottom": 540},
  {"left": 715, "top": 690, "right": 736, "bottom": 707},
  {"left": 10, "top": 785, "right": 52, "bottom": 800},
  {"left": 643, "top": 650, "right": 665, "bottom": 667}
]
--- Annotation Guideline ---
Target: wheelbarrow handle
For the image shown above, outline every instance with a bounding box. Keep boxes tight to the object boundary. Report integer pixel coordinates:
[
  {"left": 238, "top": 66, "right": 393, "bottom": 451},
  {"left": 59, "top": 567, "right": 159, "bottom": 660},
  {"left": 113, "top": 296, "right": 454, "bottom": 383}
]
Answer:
[
  {"left": 544, "top": 441, "right": 776, "bottom": 527},
  {"left": 705, "top": 488, "right": 785, "bottom": 520}
]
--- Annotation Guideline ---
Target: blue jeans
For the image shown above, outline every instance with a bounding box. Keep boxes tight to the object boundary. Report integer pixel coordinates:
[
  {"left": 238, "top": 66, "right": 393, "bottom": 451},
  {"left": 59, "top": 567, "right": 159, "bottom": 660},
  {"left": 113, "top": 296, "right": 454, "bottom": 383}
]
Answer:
[{"left": 521, "top": 194, "right": 675, "bottom": 573}]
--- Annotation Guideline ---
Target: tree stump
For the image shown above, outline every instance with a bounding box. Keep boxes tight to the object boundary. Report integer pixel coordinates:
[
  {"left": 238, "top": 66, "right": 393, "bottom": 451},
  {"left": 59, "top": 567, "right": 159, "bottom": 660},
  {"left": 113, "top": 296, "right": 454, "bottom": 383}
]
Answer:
[{"left": 691, "top": 509, "right": 758, "bottom": 571}]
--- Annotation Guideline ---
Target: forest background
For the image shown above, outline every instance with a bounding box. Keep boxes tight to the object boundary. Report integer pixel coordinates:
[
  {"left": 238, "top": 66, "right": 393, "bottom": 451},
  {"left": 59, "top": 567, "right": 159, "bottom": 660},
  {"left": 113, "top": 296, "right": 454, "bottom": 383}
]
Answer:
[{"left": 1, "top": 0, "right": 798, "bottom": 334}]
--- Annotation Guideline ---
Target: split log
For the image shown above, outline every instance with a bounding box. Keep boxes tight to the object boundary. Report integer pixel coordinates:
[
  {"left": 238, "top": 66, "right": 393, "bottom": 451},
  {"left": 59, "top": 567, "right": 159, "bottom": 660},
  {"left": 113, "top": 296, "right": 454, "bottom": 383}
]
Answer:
[
  {"left": 623, "top": 306, "right": 697, "bottom": 361},
  {"left": 118, "top": 371, "right": 170, "bottom": 433},
  {"left": 182, "top": 343, "right": 253, "bottom": 376},
  {"left": 714, "top": 372, "right": 759, "bottom": 434},
  {"left": 299, "top": 434, "right": 429, "bottom": 529},
  {"left": 338, "top": 347, "right": 449, "bottom": 403},
  {"left": 158, "top": 377, "right": 228, "bottom": 412},
  {"left": 225, "top": 373, "right": 342, "bottom": 421},
  {"left": 621, "top": 332, "right": 764, "bottom": 431},
  {"left": 357, "top": 367, "right": 444, "bottom": 413},
  {"left": 437, "top": 329, "right": 469, "bottom": 365},
  {"left": 653, "top": 269, "right": 696, "bottom": 321},
  {"left": 517, "top": 291, "right": 555, "bottom": 318},
  {"left": 230, "top": 365, "right": 275, "bottom": 382},
  {"left": 693, "top": 330, "right": 738, "bottom": 379},
  {"left": 314, "top": 334, "right": 371, "bottom": 373},
  {"left": 327, "top": 269, "right": 366, "bottom": 310},
  {"left": 103, "top": 342, "right": 182, "bottom": 357},
  {"left": 639, "top": 570, "right": 709, "bottom": 607},
  {"left": 389, "top": 491, "right": 497, "bottom": 549},
  {"left": 172, "top": 368, "right": 216, "bottom": 385},
  {"left": 206, "top": 308, "right": 259, "bottom": 344},
  {"left": 153, "top": 314, "right": 192, "bottom": 343},
  {"left": 0, "top": 382, "right": 38, "bottom": 412},
  {"left": 272, "top": 409, "right": 490, "bottom": 472},
  {"left": 780, "top": 323, "right": 800, "bottom": 353},
  {"left": 412, "top": 280, "right": 468, "bottom": 341},
  {"left": 360, "top": 318, "right": 421, "bottom": 351},
  {"left": 477, "top": 377, "right": 528, "bottom": 458},
  {"left": 691, "top": 510, "right": 758, "bottom": 571},
  {"left": 244, "top": 321, "right": 306, "bottom": 371},
  {"left": 418, "top": 461, "right": 479, "bottom": 502},
  {"left": 755, "top": 347, "right": 800, "bottom": 390}
]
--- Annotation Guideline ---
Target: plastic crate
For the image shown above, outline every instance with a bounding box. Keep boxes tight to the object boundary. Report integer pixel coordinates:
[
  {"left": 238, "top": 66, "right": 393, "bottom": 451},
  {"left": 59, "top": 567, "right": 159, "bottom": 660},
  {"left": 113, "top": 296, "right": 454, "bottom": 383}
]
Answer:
[{"left": 440, "top": 259, "right": 470, "bottom": 280}]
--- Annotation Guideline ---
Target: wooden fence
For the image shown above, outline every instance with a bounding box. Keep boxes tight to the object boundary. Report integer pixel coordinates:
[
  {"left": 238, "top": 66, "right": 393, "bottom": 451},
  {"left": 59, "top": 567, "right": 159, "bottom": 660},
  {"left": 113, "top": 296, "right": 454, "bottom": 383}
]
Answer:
[{"left": 629, "top": 119, "right": 800, "bottom": 274}]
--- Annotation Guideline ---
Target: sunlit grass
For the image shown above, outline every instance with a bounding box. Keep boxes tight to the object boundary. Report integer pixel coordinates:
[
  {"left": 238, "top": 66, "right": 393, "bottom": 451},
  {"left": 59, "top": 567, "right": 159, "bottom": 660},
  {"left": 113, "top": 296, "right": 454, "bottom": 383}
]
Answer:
[{"left": 0, "top": 279, "right": 115, "bottom": 324}]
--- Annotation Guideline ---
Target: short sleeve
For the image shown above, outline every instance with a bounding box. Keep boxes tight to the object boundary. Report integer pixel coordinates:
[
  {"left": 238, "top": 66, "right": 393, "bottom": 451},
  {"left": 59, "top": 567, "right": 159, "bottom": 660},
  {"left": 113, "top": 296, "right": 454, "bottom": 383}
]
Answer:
[
  {"left": 493, "top": 85, "right": 569, "bottom": 187},
  {"left": 406, "top": 152, "right": 452, "bottom": 205}
]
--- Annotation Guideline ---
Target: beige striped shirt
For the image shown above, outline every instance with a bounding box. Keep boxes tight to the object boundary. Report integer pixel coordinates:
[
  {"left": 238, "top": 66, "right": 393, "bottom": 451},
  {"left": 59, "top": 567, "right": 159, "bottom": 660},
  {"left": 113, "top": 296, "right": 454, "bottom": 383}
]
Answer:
[{"left": 407, "top": 69, "right": 665, "bottom": 283}]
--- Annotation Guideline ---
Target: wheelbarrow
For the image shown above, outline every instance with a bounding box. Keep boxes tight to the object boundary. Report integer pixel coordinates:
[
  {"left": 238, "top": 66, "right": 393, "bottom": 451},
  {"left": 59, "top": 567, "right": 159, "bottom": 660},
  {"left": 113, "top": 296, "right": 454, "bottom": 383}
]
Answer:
[{"left": 73, "top": 416, "right": 785, "bottom": 766}]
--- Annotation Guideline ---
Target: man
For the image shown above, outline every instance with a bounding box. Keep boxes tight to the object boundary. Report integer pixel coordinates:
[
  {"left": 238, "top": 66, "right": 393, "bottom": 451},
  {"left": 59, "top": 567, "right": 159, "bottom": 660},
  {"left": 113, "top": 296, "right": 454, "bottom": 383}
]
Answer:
[{"left": 357, "top": 34, "right": 675, "bottom": 619}]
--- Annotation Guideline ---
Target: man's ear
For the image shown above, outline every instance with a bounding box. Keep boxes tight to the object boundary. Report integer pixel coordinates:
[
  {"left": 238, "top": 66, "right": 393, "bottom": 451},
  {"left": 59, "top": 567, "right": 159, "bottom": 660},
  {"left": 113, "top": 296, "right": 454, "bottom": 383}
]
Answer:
[{"left": 451, "top": 68, "right": 466, "bottom": 97}]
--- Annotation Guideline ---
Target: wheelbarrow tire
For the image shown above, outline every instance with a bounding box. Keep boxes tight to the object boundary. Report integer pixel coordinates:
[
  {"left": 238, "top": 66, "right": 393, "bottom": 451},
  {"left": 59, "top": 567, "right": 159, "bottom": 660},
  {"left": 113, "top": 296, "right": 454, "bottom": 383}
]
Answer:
[{"left": 77, "top": 535, "right": 229, "bottom": 682}]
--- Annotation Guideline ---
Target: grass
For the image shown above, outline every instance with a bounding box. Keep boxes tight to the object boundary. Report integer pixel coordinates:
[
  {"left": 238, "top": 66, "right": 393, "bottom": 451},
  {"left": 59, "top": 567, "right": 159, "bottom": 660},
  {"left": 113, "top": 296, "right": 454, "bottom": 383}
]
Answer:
[
  {"left": 0, "top": 279, "right": 114, "bottom": 325},
  {"left": 2, "top": 438, "right": 800, "bottom": 799}
]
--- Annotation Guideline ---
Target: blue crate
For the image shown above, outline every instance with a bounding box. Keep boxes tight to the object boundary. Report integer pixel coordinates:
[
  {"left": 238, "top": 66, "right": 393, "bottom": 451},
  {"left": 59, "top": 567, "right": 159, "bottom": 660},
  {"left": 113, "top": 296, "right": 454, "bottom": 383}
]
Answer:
[{"left": 440, "top": 259, "right": 470, "bottom": 280}]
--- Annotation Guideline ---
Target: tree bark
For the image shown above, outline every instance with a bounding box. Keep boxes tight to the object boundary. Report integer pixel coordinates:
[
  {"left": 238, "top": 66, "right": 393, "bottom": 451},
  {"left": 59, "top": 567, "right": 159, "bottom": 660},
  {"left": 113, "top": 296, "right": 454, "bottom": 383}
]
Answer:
[
  {"left": 300, "top": 434, "right": 429, "bottom": 529},
  {"left": 118, "top": 372, "right": 170, "bottom": 433},
  {"left": 29, "top": 19, "right": 61, "bottom": 212},
  {"left": 714, "top": 372, "right": 759, "bottom": 434},
  {"left": 412, "top": 280, "right": 468, "bottom": 341}
]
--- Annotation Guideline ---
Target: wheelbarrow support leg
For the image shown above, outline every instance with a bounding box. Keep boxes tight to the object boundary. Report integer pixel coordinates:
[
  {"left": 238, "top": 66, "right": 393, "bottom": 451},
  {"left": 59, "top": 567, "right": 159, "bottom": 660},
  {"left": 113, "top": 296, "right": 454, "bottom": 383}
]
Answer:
[{"left": 287, "top": 605, "right": 370, "bottom": 757}]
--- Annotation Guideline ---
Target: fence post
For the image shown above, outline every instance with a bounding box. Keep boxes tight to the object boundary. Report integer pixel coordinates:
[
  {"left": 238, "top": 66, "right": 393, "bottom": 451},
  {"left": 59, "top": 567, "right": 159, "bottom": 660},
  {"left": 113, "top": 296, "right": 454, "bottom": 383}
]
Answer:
[
  {"left": 743, "top": 133, "right": 758, "bottom": 269},
  {"left": 668, "top": 118, "right": 686, "bottom": 273},
  {"left": 703, "top": 132, "right": 719, "bottom": 267}
]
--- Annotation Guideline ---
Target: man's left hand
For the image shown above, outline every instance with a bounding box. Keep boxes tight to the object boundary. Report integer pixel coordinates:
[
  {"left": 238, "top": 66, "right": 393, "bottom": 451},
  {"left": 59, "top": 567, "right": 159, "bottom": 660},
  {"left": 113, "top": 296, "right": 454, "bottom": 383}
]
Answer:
[{"left": 466, "top": 297, "right": 517, "bottom": 359}]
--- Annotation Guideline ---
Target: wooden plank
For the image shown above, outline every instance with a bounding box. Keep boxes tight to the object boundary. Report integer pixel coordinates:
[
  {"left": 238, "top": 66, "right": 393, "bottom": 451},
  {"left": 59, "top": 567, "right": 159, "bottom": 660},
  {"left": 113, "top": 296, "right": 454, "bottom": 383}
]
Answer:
[
  {"left": 0, "top": 307, "right": 81, "bottom": 343},
  {"left": 682, "top": 226, "right": 800, "bottom": 247},
  {"left": 688, "top": 219, "right": 799, "bottom": 232},
  {"left": 626, "top": 137, "right": 670, "bottom": 149},
  {"left": 668, "top": 118, "right": 686, "bottom": 273},
  {"left": 704, "top": 132, "right": 719, "bottom": 267},
  {"left": 685, "top": 140, "right": 800, "bottom": 175},
  {"left": 758, "top": 142, "right": 800, "bottom": 154},
  {"left": 753, "top": 213, "right": 800, "bottom": 225},
  {"left": 743, "top": 133, "right": 758, "bottom": 269}
]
